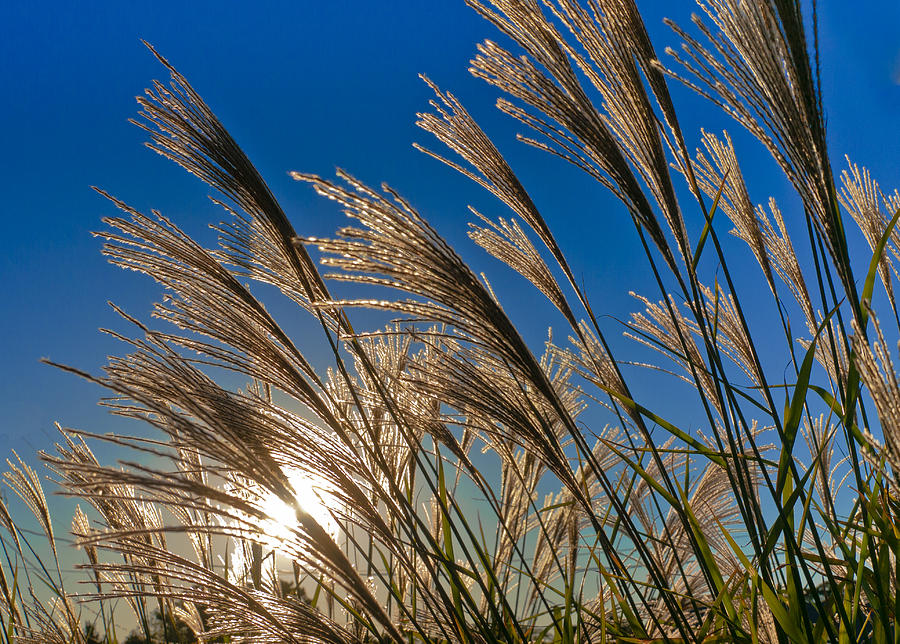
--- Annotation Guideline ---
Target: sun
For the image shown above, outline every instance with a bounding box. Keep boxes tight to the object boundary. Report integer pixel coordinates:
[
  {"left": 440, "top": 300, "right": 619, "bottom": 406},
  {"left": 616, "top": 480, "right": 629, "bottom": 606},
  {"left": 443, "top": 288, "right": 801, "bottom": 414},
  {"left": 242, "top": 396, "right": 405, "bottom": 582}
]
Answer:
[{"left": 258, "top": 467, "right": 340, "bottom": 546}]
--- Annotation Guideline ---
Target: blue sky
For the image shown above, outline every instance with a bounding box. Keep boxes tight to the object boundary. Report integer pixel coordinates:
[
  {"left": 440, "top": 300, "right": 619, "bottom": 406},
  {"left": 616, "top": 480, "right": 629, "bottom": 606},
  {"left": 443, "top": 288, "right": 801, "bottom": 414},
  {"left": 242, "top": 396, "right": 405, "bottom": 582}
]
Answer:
[{"left": 1, "top": 0, "right": 898, "bottom": 470}]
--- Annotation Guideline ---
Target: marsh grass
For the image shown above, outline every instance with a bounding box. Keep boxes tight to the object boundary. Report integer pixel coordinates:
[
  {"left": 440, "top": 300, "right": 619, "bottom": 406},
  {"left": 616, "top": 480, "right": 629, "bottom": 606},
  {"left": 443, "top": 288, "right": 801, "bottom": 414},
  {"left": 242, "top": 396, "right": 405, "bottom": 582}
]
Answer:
[{"left": 2, "top": 0, "right": 899, "bottom": 642}]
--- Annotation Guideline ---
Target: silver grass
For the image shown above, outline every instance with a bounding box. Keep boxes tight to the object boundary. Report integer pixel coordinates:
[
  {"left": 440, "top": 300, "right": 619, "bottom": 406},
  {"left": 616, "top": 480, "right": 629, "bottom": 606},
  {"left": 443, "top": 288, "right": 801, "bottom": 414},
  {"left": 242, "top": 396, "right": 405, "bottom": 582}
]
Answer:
[
  {"left": 2, "top": 457, "right": 85, "bottom": 644},
  {"left": 799, "top": 315, "right": 849, "bottom": 393},
  {"left": 644, "top": 462, "right": 747, "bottom": 634},
  {"left": 477, "top": 340, "right": 592, "bottom": 602},
  {"left": 293, "top": 171, "right": 595, "bottom": 505},
  {"left": 755, "top": 196, "right": 816, "bottom": 330},
  {"left": 693, "top": 129, "right": 776, "bottom": 294},
  {"left": 94, "top": 201, "right": 336, "bottom": 425},
  {"left": 134, "top": 45, "right": 332, "bottom": 315},
  {"left": 414, "top": 78, "right": 572, "bottom": 276},
  {"left": 665, "top": 0, "right": 852, "bottom": 298},
  {"left": 4, "top": 1, "right": 897, "bottom": 641},
  {"left": 798, "top": 413, "right": 854, "bottom": 577},
  {"left": 851, "top": 314, "right": 900, "bottom": 480},
  {"left": 839, "top": 157, "right": 899, "bottom": 311},
  {"left": 550, "top": 320, "right": 628, "bottom": 411},
  {"left": 626, "top": 292, "right": 722, "bottom": 418},
  {"left": 81, "top": 538, "right": 352, "bottom": 644},
  {"left": 468, "top": 212, "right": 572, "bottom": 321},
  {"left": 47, "top": 337, "right": 404, "bottom": 637},
  {"left": 885, "top": 189, "right": 900, "bottom": 223},
  {"left": 526, "top": 427, "right": 620, "bottom": 590},
  {"left": 4, "top": 454, "right": 58, "bottom": 565},
  {"left": 13, "top": 596, "right": 82, "bottom": 644},
  {"left": 540, "top": 0, "right": 689, "bottom": 263},
  {"left": 465, "top": 1, "right": 679, "bottom": 271},
  {"left": 799, "top": 415, "right": 843, "bottom": 524},
  {"left": 695, "top": 283, "right": 762, "bottom": 387}
]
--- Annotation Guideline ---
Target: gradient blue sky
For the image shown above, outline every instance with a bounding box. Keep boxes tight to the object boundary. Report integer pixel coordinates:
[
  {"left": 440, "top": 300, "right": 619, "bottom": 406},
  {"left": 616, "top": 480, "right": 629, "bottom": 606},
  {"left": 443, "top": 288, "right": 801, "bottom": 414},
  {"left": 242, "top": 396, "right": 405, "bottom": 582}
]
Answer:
[{"left": 1, "top": 1, "right": 898, "bottom": 469}]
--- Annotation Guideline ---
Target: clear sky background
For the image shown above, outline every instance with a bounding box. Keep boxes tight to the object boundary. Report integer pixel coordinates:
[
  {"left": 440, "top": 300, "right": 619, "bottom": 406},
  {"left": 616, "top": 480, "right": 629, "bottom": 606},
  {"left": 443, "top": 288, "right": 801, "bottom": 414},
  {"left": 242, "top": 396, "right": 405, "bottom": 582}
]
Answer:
[{"left": 1, "top": 1, "right": 898, "bottom": 474}]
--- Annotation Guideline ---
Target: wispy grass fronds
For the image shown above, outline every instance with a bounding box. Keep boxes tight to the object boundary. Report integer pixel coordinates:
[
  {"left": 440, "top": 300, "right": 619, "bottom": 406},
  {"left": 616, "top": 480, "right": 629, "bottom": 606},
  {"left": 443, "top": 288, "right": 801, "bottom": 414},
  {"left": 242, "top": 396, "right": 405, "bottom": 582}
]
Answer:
[{"left": 3, "top": 0, "right": 898, "bottom": 642}]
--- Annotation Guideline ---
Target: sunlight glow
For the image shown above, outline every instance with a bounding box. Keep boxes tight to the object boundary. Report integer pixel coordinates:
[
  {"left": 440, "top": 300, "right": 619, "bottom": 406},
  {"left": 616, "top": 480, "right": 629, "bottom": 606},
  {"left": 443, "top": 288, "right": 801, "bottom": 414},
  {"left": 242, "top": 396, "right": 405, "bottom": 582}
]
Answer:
[{"left": 258, "top": 468, "right": 340, "bottom": 546}]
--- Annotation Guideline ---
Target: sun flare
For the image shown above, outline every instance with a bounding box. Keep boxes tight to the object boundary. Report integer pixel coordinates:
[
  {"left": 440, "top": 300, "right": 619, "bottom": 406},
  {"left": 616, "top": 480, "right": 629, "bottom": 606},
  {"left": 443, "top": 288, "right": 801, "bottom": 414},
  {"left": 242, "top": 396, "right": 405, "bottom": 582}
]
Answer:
[{"left": 258, "top": 468, "right": 340, "bottom": 545}]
